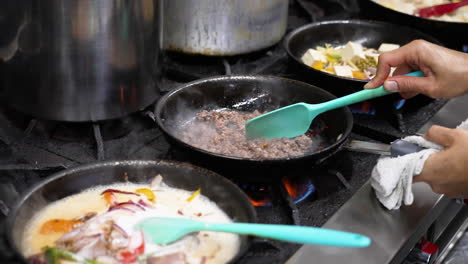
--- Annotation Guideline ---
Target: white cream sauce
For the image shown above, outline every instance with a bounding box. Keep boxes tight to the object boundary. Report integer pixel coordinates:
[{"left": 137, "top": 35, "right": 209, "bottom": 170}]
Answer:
[{"left": 22, "top": 182, "right": 240, "bottom": 264}]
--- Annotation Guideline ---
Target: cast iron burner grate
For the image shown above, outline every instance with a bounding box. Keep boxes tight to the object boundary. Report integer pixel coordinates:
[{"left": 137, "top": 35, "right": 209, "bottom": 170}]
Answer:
[
  {"left": 296, "top": 0, "right": 359, "bottom": 22},
  {"left": 0, "top": 105, "right": 157, "bottom": 161},
  {"left": 0, "top": 103, "right": 169, "bottom": 169},
  {"left": 162, "top": 43, "right": 292, "bottom": 93},
  {"left": 1, "top": 104, "right": 148, "bottom": 141}
]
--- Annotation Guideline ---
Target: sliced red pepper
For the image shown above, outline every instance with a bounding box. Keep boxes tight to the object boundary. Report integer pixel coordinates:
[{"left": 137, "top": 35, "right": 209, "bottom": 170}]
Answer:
[
  {"left": 101, "top": 189, "right": 140, "bottom": 196},
  {"left": 118, "top": 230, "right": 145, "bottom": 264}
]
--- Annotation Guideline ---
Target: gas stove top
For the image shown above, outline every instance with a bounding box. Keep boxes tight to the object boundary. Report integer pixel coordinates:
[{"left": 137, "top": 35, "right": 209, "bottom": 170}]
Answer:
[{"left": 0, "top": 0, "right": 461, "bottom": 263}]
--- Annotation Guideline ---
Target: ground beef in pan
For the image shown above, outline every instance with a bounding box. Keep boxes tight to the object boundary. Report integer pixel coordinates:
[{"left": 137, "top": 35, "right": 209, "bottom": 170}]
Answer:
[{"left": 179, "top": 110, "right": 313, "bottom": 159}]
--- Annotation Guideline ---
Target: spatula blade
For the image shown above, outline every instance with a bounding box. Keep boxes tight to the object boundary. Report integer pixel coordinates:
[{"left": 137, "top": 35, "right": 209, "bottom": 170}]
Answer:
[
  {"left": 245, "top": 103, "right": 312, "bottom": 139},
  {"left": 137, "top": 217, "right": 201, "bottom": 245}
]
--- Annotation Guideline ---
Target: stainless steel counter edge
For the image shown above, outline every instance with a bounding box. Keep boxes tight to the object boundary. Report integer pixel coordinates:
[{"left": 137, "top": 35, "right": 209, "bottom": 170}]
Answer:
[
  {"left": 286, "top": 181, "right": 448, "bottom": 264},
  {"left": 286, "top": 94, "right": 468, "bottom": 264}
]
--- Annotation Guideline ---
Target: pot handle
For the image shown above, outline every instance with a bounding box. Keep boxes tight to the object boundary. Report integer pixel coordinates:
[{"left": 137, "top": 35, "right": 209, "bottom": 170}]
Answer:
[
  {"left": 0, "top": 0, "right": 40, "bottom": 62},
  {"left": 0, "top": 0, "right": 27, "bottom": 61}
]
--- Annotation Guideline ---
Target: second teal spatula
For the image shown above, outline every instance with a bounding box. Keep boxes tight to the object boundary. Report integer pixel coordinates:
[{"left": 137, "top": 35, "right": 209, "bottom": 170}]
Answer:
[
  {"left": 137, "top": 217, "right": 371, "bottom": 248},
  {"left": 245, "top": 71, "right": 424, "bottom": 139}
]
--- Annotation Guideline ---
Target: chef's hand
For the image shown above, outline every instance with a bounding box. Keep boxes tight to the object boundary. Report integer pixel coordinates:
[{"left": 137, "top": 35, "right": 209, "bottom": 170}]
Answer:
[
  {"left": 364, "top": 40, "right": 468, "bottom": 99},
  {"left": 414, "top": 125, "right": 468, "bottom": 197}
]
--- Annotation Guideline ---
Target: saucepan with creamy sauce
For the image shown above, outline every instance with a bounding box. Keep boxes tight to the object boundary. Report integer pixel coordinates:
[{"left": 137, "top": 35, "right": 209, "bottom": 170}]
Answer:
[{"left": 6, "top": 160, "right": 256, "bottom": 264}]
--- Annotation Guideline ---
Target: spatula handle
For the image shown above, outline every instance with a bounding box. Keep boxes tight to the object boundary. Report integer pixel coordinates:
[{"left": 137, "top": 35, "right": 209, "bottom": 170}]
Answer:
[
  {"left": 315, "top": 71, "right": 424, "bottom": 113},
  {"left": 203, "top": 222, "right": 371, "bottom": 248}
]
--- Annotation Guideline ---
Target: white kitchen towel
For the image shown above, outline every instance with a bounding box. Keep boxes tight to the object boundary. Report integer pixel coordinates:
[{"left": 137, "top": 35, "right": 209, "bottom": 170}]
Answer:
[{"left": 371, "top": 118, "right": 468, "bottom": 210}]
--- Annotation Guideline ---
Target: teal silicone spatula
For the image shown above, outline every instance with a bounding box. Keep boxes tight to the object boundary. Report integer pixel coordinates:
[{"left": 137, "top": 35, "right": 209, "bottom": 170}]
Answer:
[
  {"left": 137, "top": 217, "right": 371, "bottom": 247},
  {"left": 245, "top": 71, "right": 424, "bottom": 139}
]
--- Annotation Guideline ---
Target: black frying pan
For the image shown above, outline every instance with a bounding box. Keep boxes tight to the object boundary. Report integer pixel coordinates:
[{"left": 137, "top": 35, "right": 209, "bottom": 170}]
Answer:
[
  {"left": 155, "top": 75, "right": 353, "bottom": 174},
  {"left": 359, "top": 0, "right": 467, "bottom": 50},
  {"left": 284, "top": 19, "right": 442, "bottom": 97},
  {"left": 6, "top": 160, "right": 256, "bottom": 263}
]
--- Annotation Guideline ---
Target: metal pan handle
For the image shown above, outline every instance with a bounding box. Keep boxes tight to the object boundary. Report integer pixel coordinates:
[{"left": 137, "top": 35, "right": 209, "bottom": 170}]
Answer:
[
  {"left": 345, "top": 139, "right": 425, "bottom": 157},
  {"left": 390, "top": 139, "right": 425, "bottom": 157}
]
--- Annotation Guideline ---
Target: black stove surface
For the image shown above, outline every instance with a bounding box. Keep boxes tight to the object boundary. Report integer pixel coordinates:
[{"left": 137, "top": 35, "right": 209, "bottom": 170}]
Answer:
[{"left": 0, "top": 0, "right": 451, "bottom": 263}]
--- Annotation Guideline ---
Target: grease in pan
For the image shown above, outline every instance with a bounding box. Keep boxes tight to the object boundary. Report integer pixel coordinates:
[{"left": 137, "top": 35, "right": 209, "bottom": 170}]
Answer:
[{"left": 178, "top": 110, "right": 315, "bottom": 159}]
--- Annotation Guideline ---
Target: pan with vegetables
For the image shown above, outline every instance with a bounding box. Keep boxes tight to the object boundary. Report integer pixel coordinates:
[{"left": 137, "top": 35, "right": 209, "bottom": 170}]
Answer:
[
  {"left": 300, "top": 41, "right": 400, "bottom": 81},
  {"left": 6, "top": 160, "right": 256, "bottom": 264},
  {"left": 284, "top": 20, "right": 442, "bottom": 97}
]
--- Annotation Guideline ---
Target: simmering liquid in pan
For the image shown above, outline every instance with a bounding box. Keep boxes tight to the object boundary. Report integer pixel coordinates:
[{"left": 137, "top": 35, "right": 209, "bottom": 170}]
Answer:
[{"left": 22, "top": 178, "right": 240, "bottom": 264}]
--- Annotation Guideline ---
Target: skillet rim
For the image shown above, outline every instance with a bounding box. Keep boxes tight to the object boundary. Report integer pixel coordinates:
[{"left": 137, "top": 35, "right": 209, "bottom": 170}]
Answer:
[
  {"left": 362, "top": 0, "right": 468, "bottom": 25},
  {"left": 283, "top": 19, "right": 444, "bottom": 84},
  {"left": 154, "top": 74, "right": 354, "bottom": 163}
]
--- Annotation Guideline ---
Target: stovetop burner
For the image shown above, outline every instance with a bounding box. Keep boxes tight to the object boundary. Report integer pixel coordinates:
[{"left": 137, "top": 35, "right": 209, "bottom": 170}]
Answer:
[
  {"left": 236, "top": 171, "right": 319, "bottom": 207},
  {"left": 1, "top": 105, "right": 142, "bottom": 142}
]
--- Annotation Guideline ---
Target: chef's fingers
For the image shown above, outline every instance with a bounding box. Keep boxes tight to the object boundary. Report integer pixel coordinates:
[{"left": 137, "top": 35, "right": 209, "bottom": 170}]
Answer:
[
  {"left": 424, "top": 125, "right": 456, "bottom": 147},
  {"left": 413, "top": 175, "right": 423, "bottom": 183},
  {"left": 363, "top": 45, "right": 415, "bottom": 89},
  {"left": 363, "top": 64, "right": 392, "bottom": 89},
  {"left": 400, "top": 91, "right": 418, "bottom": 99},
  {"left": 413, "top": 154, "right": 436, "bottom": 183},
  {"left": 414, "top": 151, "right": 462, "bottom": 197},
  {"left": 414, "top": 151, "right": 445, "bottom": 187},
  {"left": 364, "top": 40, "right": 430, "bottom": 90},
  {"left": 393, "top": 64, "right": 413, "bottom": 77},
  {"left": 391, "top": 65, "right": 418, "bottom": 98},
  {"left": 384, "top": 75, "right": 433, "bottom": 96}
]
